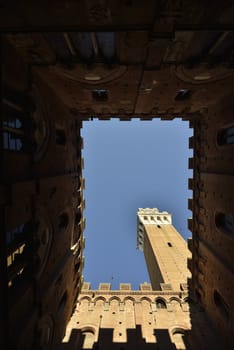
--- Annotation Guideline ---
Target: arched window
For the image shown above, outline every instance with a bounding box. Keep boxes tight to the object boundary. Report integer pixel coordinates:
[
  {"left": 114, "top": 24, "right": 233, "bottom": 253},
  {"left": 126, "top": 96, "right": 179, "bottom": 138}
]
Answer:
[
  {"left": 92, "top": 89, "right": 108, "bottom": 101},
  {"left": 156, "top": 299, "right": 167, "bottom": 309},
  {"left": 217, "top": 126, "right": 234, "bottom": 145},
  {"left": 96, "top": 32, "right": 116, "bottom": 63},
  {"left": 2, "top": 86, "right": 35, "bottom": 153},
  {"left": 215, "top": 212, "right": 233, "bottom": 235},
  {"left": 170, "top": 299, "right": 181, "bottom": 311},
  {"left": 175, "top": 89, "right": 191, "bottom": 101},
  {"left": 3, "top": 111, "right": 34, "bottom": 152}
]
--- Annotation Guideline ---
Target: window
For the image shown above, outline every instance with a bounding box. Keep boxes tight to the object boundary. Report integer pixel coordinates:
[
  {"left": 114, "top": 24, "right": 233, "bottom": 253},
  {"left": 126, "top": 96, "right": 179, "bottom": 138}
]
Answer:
[
  {"left": 6, "top": 224, "right": 26, "bottom": 246},
  {"left": 3, "top": 115, "right": 33, "bottom": 152},
  {"left": 6, "top": 223, "right": 31, "bottom": 287},
  {"left": 217, "top": 126, "right": 234, "bottom": 145},
  {"left": 156, "top": 299, "right": 166, "bottom": 309},
  {"left": 55, "top": 129, "right": 66, "bottom": 145},
  {"left": 2, "top": 94, "right": 34, "bottom": 153},
  {"left": 96, "top": 32, "right": 116, "bottom": 63},
  {"left": 58, "top": 213, "right": 69, "bottom": 230},
  {"left": 3, "top": 130, "right": 21, "bottom": 151},
  {"left": 215, "top": 212, "right": 233, "bottom": 235},
  {"left": 92, "top": 89, "right": 108, "bottom": 101},
  {"left": 175, "top": 89, "right": 191, "bottom": 101}
]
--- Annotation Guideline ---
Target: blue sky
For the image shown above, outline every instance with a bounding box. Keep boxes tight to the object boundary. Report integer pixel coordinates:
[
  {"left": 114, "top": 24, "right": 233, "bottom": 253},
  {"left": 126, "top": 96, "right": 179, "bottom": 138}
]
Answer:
[{"left": 81, "top": 119, "right": 193, "bottom": 290}]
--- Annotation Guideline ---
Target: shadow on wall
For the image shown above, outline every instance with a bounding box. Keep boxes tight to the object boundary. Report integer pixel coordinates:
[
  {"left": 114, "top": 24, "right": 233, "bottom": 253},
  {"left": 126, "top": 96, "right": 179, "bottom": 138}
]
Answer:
[{"left": 59, "top": 326, "right": 178, "bottom": 350}]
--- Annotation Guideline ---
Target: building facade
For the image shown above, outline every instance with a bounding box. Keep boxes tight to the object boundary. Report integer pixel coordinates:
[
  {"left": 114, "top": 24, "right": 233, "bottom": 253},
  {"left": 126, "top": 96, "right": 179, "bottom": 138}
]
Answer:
[
  {"left": 1, "top": 1, "right": 234, "bottom": 349},
  {"left": 61, "top": 282, "right": 191, "bottom": 350},
  {"left": 60, "top": 209, "right": 220, "bottom": 350}
]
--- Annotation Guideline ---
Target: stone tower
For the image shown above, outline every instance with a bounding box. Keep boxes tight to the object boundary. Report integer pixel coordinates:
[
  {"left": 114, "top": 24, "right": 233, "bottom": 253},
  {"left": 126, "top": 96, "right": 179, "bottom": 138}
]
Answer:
[{"left": 137, "top": 208, "right": 191, "bottom": 291}]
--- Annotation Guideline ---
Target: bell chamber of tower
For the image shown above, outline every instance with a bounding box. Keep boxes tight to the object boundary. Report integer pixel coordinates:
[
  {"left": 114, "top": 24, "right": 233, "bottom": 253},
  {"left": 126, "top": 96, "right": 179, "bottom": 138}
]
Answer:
[{"left": 137, "top": 208, "right": 191, "bottom": 291}]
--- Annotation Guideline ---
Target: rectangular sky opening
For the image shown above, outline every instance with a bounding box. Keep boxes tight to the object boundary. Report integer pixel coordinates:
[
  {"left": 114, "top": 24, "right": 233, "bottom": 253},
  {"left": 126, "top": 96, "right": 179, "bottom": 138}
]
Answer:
[{"left": 81, "top": 118, "right": 193, "bottom": 290}]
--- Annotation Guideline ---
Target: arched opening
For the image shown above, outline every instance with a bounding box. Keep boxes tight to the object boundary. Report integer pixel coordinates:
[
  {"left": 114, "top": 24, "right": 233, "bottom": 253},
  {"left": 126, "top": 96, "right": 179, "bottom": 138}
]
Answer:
[
  {"left": 215, "top": 212, "right": 233, "bottom": 235},
  {"left": 2, "top": 88, "right": 35, "bottom": 154},
  {"left": 175, "top": 89, "right": 191, "bottom": 101},
  {"left": 217, "top": 126, "right": 234, "bottom": 145},
  {"left": 156, "top": 299, "right": 167, "bottom": 309},
  {"left": 92, "top": 89, "right": 108, "bottom": 101},
  {"left": 170, "top": 299, "right": 181, "bottom": 311}
]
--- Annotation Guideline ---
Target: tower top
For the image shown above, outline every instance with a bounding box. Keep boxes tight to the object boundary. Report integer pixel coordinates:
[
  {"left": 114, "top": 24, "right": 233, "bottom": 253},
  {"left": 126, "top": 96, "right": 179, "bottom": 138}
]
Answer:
[
  {"left": 137, "top": 208, "right": 172, "bottom": 250},
  {"left": 138, "top": 207, "right": 171, "bottom": 216}
]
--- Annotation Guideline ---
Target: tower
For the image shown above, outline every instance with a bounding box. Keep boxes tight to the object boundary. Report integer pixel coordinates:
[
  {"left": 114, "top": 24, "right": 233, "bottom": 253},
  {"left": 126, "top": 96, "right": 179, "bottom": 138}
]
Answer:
[{"left": 137, "top": 208, "right": 191, "bottom": 291}]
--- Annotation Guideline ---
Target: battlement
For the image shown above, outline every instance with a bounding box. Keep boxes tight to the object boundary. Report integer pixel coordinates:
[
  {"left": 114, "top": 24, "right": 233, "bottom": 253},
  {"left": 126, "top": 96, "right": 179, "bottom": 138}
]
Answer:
[
  {"left": 81, "top": 281, "right": 188, "bottom": 293},
  {"left": 137, "top": 208, "right": 172, "bottom": 224},
  {"left": 82, "top": 282, "right": 153, "bottom": 291}
]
